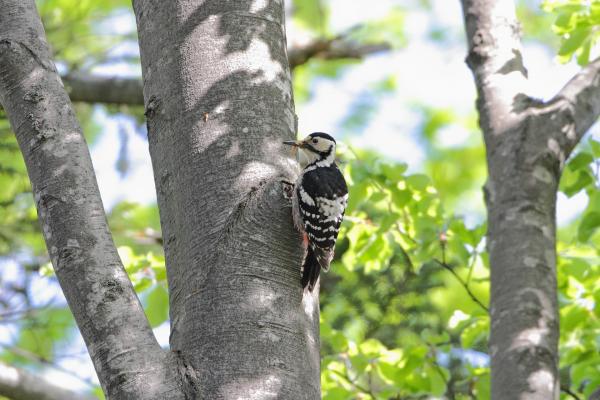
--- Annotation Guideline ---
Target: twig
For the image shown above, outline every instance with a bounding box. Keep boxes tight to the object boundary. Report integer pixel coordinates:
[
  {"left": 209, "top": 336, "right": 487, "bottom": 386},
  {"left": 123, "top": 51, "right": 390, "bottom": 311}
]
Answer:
[
  {"left": 560, "top": 386, "right": 582, "bottom": 400},
  {"left": 330, "top": 369, "right": 374, "bottom": 397},
  {"left": 426, "top": 342, "right": 449, "bottom": 386},
  {"left": 465, "top": 250, "right": 478, "bottom": 285},
  {"left": 434, "top": 257, "right": 489, "bottom": 313}
]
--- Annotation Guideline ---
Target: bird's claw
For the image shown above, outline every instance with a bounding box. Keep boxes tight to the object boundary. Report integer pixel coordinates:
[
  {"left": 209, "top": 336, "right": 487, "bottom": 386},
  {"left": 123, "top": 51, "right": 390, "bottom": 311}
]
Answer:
[{"left": 281, "top": 180, "right": 294, "bottom": 200}]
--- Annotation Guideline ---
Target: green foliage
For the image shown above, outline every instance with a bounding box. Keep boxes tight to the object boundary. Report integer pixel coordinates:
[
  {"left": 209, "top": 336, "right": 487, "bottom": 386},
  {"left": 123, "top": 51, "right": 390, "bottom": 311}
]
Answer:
[
  {"left": 4, "top": 308, "right": 75, "bottom": 364},
  {"left": 1, "top": 1, "right": 600, "bottom": 399},
  {"left": 517, "top": 1, "right": 560, "bottom": 47},
  {"left": 556, "top": 138, "right": 600, "bottom": 398},
  {"left": 292, "top": 0, "right": 329, "bottom": 36},
  {"left": 560, "top": 151, "right": 596, "bottom": 197},
  {"left": 110, "top": 202, "right": 168, "bottom": 326},
  {"left": 319, "top": 149, "right": 490, "bottom": 398},
  {"left": 543, "top": 0, "right": 600, "bottom": 65},
  {"left": 37, "top": 0, "right": 135, "bottom": 70}
]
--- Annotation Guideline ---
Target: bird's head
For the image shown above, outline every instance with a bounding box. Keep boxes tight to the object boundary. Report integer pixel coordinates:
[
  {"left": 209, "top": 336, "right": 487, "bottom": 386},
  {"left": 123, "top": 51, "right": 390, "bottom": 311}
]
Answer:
[{"left": 283, "top": 132, "right": 337, "bottom": 168}]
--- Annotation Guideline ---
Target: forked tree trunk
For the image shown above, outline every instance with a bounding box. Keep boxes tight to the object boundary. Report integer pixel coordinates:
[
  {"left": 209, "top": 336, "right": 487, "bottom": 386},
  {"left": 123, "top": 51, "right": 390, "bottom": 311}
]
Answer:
[
  {"left": 132, "top": 0, "right": 321, "bottom": 398},
  {"left": 0, "top": 0, "right": 320, "bottom": 398},
  {"left": 0, "top": 1, "right": 183, "bottom": 398},
  {"left": 460, "top": 0, "right": 600, "bottom": 398}
]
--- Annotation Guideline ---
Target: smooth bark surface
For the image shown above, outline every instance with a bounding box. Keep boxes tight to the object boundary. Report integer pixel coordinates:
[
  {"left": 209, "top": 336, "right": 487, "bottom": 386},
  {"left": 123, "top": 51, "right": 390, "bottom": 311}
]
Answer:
[
  {"left": 133, "top": 0, "right": 320, "bottom": 398},
  {"left": 0, "top": 361, "right": 96, "bottom": 400},
  {"left": 461, "top": 0, "right": 600, "bottom": 398},
  {"left": 0, "top": 1, "right": 184, "bottom": 399}
]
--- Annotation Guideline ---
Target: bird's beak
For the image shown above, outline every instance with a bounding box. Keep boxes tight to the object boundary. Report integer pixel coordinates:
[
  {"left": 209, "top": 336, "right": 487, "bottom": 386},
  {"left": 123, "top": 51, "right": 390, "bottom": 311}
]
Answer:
[{"left": 283, "top": 140, "right": 303, "bottom": 147}]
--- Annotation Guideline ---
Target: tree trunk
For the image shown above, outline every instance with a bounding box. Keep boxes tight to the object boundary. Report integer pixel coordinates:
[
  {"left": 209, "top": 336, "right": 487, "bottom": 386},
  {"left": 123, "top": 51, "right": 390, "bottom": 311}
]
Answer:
[
  {"left": 0, "top": 1, "right": 186, "bottom": 399},
  {"left": 132, "top": 0, "right": 321, "bottom": 398},
  {"left": 460, "top": 0, "right": 600, "bottom": 398}
]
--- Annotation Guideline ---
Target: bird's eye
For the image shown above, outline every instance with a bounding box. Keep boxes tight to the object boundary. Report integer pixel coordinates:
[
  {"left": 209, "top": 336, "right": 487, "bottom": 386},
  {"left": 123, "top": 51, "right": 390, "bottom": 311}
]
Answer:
[{"left": 312, "top": 139, "right": 318, "bottom": 144}]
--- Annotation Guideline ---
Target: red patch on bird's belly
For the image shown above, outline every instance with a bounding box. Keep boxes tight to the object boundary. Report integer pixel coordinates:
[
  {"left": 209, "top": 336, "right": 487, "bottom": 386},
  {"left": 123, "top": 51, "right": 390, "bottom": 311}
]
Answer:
[{"left": 302, "top": 232, "right": 309, "bottom": 248}]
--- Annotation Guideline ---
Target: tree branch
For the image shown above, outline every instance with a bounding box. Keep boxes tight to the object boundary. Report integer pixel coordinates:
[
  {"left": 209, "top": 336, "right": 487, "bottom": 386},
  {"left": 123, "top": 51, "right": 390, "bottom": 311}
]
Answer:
[
  {"left": 560, "top": 385, "right": 582, "bottom": 400},
  {"left": 460, "top": 0, "right": 528, "bottom": 135},
  {"left": 0, "top": 1, "right": 183, "bottom": 399},
  {"left": 62, "top": 74, "right": 144, "bottom": 106},
  {"left": 51, "top": 37, "right": 389, "bottom": 106},
  {"left": 287, "top": 37, "right": 389, "bottom": 69},
  {"left": 0, "top": 361, "right": 96, "bottom": 400},
  {"left": 433, "top": 259, "right": 489, "bottom": 313},
  {"left": 551, "top": 57, "right": 600, "bottom": 156}
]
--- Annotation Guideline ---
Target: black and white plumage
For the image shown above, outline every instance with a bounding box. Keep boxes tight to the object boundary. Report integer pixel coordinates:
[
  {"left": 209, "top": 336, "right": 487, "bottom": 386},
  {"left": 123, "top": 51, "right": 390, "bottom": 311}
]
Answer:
[{"left": 283, "top": 132, "right": 348, "bottom": 291}]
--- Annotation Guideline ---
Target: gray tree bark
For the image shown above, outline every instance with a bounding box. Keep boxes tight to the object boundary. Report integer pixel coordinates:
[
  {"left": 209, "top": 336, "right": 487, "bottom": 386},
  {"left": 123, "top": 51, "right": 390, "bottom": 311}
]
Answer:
[
  {"left": 460, "top": 0, "right": 600, "bottom": 398},
  {"left": 0, "top": 1, "right": 185, "bottom": 399},
  {"left": 132, "top": 0, "right": 320, "bottom": 398},
  {"left": 1, "top": 0, "right": 320, "bottom": 398},
  {"left": 62, "top": 74, "right": 144, "bottom": 105}
]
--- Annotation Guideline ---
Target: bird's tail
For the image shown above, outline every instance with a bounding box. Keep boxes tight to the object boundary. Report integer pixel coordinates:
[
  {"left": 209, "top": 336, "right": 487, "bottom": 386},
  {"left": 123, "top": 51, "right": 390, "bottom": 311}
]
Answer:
[
  {"left": 301, "top": 246, "right": 321, "bottom": 291},
  {"left": 302, "top": 246, "right": 334, "bottom": 291}
]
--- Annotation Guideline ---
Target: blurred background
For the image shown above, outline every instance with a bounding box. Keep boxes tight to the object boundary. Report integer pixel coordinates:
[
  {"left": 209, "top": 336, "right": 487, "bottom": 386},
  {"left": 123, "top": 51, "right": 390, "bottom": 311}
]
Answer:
[{"left": 1, "top": 0, "right": 599, "bottom": 398}]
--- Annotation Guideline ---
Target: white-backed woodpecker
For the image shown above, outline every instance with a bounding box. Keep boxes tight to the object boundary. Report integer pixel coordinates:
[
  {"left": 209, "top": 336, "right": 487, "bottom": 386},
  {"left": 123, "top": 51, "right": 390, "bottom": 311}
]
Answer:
[{"left": 284, "top": 132, "right": 348, "bottom": 291}]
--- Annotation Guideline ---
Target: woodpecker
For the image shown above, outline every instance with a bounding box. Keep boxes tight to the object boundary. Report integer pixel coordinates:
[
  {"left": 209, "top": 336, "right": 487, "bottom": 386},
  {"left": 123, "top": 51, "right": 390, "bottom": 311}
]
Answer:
[{"left": 283, "top": 132, "right": 348, "bottom": 291}]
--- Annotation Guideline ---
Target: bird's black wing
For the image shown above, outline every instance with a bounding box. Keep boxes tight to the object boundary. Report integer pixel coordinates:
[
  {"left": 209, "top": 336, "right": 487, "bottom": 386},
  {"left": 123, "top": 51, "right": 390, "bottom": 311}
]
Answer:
[{"left": 297, "top": 165, "right": 348, "bottom": 251}]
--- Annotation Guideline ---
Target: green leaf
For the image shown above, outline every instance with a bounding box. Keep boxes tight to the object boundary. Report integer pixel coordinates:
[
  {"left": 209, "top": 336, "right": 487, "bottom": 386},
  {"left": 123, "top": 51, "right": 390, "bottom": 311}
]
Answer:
[
  {"left": 145, "top": 285, "right": 169, "bottom": 328},
  {"left": 577, "top": 211, "right": 600, "bottom": 242},
  {"left": 369, "top": 190, "right": 387, "bottom": 203},
  {"left": 561, "top": 304, "right": 589, "bottom": 331},
  {"left": 380, "top": 162, "right": 408, "bottom": 181},
  {"left": 349, "top": 353, "right": 369, "bottom": 375},
  {"left": 553, "top": 11, "right": 576, "bottom": 32},
  {"left": 568, "top": 152, "right": 594, "bottom": 170},
  {"left": 576, "top": 37, "right": 592, "bottom": 65},
  {"left": 14, "top": 308, "right": 74, "bottom": 362},
  {"left": 559, "top": 27, "right": 591, "bottom": 56},
  {"left": 407, "top": 174, "right": 431, "bottom": 191},
  {"left": 323, "top": 387, "right": 353, "bottom": 400},
  {"left": 560, "top": 167, "right": 594, "bottom": 197},
  {"left": 359, "top": 338, "right": 387, "bottom": 357},
  {"left": 378, "top": 361, "right": 405, "bottom": 386},
  {"left": 426, "top": 364, "right": 448, "bottom": 396},
  {"left": 590, "top": 138, "right": 600, "bottom": 157},
  {"left": 474, "top": 370, "right": 490, "bottom": 399},
  {"left": 292, "top": 0, "right": 329, "bottom": 34},
  {"left": 461, "top": 317, "right": 489, "bottom": 348},
  {"left": 329, "top": 331, "right": 349, "bottom": 353}
]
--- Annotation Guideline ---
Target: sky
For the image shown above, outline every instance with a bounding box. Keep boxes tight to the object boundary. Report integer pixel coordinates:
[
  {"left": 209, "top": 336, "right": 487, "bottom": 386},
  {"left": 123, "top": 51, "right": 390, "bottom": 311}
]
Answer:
[{"left": 5, "top": 0, "right": 599, "bottom": 393}]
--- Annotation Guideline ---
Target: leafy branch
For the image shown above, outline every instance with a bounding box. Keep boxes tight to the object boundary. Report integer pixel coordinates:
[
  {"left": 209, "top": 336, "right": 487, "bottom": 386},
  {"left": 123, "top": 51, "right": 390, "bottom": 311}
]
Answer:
[{"left": 435, "top": 237, "right": 489, "bottom": 313}]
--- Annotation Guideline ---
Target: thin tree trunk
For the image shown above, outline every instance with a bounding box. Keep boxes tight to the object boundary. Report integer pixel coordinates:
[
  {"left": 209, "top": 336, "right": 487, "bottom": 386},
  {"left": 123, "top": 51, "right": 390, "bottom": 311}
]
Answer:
[
  {"left": 132, "top": 1, "right": 320, "bottom": 398},
  {"left": 0, "top": 1, "right": 185, "bottom": 399},
  {"left": 460, "top": 0, "right": 600, "bottom": 398}
]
